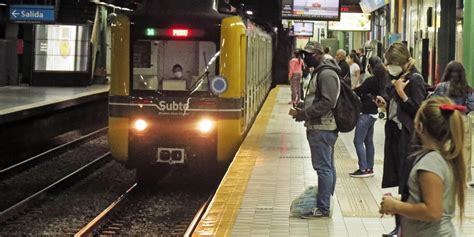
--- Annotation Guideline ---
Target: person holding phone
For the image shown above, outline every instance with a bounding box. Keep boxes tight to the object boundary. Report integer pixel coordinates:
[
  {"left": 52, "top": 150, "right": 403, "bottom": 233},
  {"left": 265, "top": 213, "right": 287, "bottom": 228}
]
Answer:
[
  {"left": 289, "top": 41, "right": 341, "bottom": 218},
  {"left": 375, "top": 42, "right": 427, "bottom": 236},
  {"left": 350, "top": 57, "right": 387, "bottom": 178}
]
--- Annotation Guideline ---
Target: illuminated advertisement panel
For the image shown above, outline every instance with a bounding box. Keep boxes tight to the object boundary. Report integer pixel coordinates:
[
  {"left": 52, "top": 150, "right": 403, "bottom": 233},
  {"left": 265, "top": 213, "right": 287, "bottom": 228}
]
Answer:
[
  {"left": 328, "top": 13, "right": 371, "bottom": 31},
  {"left": 282, "top": 0, "right": 341, "bottom": 21},
  {"left": 34, "top": 24, "right": 90, "bottom": 72}
]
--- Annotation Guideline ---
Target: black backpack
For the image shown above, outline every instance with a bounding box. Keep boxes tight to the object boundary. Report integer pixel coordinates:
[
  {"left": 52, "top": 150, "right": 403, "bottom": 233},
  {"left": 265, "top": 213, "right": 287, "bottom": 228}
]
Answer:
[{"left": 317, "top": 68, "right": 361, "bottom": 133}]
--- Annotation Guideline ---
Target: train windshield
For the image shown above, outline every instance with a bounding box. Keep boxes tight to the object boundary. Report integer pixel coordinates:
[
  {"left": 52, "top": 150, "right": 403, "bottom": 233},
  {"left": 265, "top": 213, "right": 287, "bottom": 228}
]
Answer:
[{"left": 132, "top": 40, "right": 217, "bottom": 91}]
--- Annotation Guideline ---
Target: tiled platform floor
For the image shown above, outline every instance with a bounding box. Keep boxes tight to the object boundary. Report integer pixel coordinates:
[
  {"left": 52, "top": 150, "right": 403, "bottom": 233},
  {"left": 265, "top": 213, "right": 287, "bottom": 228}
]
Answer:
[
  {"left": 194, "top": 86, "right": 474, "bottom": 236},
  {"left": 0, "top": 85, "right": 109, "bottom": 115}
]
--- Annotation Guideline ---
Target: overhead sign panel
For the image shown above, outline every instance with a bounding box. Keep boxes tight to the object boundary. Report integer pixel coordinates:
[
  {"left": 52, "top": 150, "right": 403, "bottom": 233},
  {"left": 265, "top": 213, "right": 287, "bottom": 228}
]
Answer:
[
  {"left": 282, "top": 0, "right": 341, "bottom": 21},
  {"left": 9, "top": 5, "right": 55, "bottom": 23},
  {"left": 289, "top": 22, "right": 314, "bottom": 37}
]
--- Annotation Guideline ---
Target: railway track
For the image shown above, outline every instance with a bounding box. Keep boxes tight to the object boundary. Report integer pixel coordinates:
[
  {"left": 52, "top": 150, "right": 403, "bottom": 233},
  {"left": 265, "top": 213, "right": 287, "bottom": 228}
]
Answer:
[
  {"left": 0, "top": 127, "right": 107, "bottom": 180},
  {"left": 75, "top": 183, "right": 138, "bottom": 236},
  {"left": 0, "top": 152, "right": 111, "bottom": 224},
  {"left": 184, "top": 194, "right": 213, "bottom": 236},
  {"left": 75, "top": 181, "right": 216, "bottom": 236}
]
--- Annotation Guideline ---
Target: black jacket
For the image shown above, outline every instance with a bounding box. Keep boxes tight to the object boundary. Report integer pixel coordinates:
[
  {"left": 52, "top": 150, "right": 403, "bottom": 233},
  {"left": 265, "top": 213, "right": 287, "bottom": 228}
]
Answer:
[
  {"left": 384, "top": 69, "right": 426, "bottom": 133},
  {"left": 360, "top": 55, "right": 367, "bottom": 74},
  {"left": 381, "top": 68, "right": 426, "bottom": 191},
  {"left": 354, "top": 75, "right": 382, "bottom": 115},
  {"left": 338, "top": 60, "right": 350, "bottom": 79}
]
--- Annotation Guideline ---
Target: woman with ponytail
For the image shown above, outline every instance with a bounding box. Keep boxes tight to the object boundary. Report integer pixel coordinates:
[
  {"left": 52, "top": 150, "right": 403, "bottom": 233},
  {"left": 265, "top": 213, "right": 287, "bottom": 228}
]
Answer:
[
  {"left": 380, "top": 96, "right": 466, "bottom": 236},
  {"left": 375, "top": 42, "right": 427, "bottom": 236}
]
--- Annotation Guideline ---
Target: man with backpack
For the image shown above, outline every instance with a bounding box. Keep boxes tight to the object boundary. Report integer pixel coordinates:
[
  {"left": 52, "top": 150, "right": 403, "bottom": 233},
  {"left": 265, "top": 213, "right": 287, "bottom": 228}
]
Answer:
[{"left": 289, "top": 41, "right": 355, "bottom": 218}]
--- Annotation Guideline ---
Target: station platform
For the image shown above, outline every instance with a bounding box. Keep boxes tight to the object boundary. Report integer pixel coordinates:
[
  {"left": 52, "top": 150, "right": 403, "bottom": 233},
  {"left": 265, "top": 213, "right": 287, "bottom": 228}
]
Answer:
[
  {"left": 192, "top": 85, "right": 474, "bottom": 236},
  {"left": 0, "top": 85, "right": 109, "bottom": 125}
]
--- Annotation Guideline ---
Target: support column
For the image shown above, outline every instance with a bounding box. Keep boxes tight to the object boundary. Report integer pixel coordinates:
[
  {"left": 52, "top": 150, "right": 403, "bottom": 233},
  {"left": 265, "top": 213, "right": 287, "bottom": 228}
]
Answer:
[
  {"left": 464, "top": 0, "right": 474, "bottom": 86},
  {"left": 438, "top": 0, "right": 456, "bottom": 79},
  {"left": 402, "top": 0, "right": 407, "bottom": 40},
  {"left": 337, "top": 31, "right": 345, "bottom": 51}
]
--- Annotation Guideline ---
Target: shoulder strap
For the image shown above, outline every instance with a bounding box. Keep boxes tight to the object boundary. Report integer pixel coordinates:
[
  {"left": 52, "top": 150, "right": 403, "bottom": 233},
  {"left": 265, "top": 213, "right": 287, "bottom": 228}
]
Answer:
[{"left": 315, "top": 67, "right": 340, "bottom": 109}]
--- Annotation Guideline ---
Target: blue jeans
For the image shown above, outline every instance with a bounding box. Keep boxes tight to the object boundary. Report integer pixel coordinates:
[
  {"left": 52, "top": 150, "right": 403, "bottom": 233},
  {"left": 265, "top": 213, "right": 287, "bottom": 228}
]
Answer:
[
  {"left": 353, "top": 114, "right": 377, "bottom": 171},
  {"left": 306, "top": 129, "right": 338, "bottom": 215}
]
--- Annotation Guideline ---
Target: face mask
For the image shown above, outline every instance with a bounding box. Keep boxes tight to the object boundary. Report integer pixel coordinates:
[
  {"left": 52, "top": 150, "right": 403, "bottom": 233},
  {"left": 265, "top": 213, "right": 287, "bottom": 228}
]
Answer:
[
  {"left": 386, "top": 65, "right": 403, "bottom": 77},
  {"left": 304, "top": 53, "right": 320, "bottom": 68},
  {"left": 174, "top": 71, "right": 183, "bottom": 78}
]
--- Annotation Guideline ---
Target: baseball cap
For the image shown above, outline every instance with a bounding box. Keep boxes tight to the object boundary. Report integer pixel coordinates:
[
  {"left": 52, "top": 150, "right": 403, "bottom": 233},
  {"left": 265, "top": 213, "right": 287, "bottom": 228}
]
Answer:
[{"left": 302, "top": 41, "right": 324, "bottom": 54}]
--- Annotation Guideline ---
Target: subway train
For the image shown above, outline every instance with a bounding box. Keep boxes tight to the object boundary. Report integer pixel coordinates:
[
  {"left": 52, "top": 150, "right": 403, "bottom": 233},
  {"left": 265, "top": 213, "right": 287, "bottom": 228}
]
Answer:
[{"left": 107, "top": 1, "right": 274, "bottom": 182}]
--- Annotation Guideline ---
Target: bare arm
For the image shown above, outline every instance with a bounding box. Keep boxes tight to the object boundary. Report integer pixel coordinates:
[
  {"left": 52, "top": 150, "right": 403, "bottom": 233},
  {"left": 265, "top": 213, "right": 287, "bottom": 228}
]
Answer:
[{"left": 380, "top": 171, "right": 444, "bottom": 222}]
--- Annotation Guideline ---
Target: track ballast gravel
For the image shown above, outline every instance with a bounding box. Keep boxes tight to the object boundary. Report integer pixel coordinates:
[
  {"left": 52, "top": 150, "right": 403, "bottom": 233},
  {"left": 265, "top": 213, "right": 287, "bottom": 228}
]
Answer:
[{"left": 0, "top": 136, "right": 109, "bottom": 211}]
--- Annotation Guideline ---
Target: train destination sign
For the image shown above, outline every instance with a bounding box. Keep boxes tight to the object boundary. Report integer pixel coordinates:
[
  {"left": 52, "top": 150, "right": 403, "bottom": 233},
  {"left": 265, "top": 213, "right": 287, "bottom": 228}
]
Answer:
[{"left": 9, "top": 5, "right": 55, "bottom": 23}]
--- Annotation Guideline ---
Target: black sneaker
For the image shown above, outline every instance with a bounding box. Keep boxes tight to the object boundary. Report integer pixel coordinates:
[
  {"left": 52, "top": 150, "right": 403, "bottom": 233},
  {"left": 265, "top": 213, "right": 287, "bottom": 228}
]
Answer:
[
  {"left": 382, "top": 226, "right": 399, "bottom": 237},
  {"left": 349, "top": 169, "right": 373, "bottom": 178},
  {"left": 300, "top": 208, "right": 329, "bottom": 219}
]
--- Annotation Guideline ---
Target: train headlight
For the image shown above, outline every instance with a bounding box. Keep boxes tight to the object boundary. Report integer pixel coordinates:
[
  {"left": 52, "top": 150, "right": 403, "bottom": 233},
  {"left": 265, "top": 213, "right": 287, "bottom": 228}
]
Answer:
[
  {"left": 134, "top": 119, "right": 148, "bottom": 131},
  {"left": 197, "top": 119, "right": 215, "bottom": 133}
]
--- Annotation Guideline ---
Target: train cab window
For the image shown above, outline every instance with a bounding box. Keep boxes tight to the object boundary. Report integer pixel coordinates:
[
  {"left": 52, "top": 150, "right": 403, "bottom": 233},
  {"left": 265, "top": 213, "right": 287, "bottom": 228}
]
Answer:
[{"left": 132, "top": 40, "right": 217, "bottom": 91}]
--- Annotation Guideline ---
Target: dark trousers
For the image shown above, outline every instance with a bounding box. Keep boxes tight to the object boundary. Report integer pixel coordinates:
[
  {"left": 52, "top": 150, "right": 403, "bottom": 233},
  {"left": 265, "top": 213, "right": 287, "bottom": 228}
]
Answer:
[
  {"left": 383, "top": 120, "right": 415, "bottom": 232},
  {"left": 382, "top": 120, "right": 413, "bottom": 195}
]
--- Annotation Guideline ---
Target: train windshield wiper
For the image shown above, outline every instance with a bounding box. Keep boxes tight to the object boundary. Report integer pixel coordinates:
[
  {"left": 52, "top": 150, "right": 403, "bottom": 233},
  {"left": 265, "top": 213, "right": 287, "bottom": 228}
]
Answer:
[{"left": 189, "top": 51, "right": 220, "bottom": 95}]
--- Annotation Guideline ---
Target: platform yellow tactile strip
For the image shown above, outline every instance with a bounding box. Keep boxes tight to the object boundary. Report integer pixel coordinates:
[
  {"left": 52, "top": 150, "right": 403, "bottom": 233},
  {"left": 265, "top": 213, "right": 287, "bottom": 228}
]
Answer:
[
  {"left": 334, "top": 141, "right": 381, "bottom": 217},
  {"left": 192, "top": 87, "right": 280, "bottom": 237}
]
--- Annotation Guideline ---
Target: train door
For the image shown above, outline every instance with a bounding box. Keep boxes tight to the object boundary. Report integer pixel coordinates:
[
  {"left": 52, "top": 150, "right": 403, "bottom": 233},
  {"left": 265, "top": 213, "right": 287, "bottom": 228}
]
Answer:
[{"left": 244, "top": 35, "right": 253, "bottom": 131}]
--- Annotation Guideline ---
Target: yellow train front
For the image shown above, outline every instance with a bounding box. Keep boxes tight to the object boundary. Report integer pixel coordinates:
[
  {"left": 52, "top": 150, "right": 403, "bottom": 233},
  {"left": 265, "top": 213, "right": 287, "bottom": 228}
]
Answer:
[{"left": 108, "top": 10, "right": 273, "bottom": 182}]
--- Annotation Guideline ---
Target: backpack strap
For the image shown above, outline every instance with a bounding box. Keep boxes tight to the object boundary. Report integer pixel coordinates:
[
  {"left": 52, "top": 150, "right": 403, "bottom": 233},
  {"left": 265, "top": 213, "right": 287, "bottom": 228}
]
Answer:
[{"left": 315, "top": 67, "right": 340, "bottom": 109}]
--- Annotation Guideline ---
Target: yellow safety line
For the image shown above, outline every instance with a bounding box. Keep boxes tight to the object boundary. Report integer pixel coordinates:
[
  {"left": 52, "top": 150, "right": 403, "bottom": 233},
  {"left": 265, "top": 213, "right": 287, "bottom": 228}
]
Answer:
[{"left": 193, "top": 86, "right": 280, "bottom": 237}]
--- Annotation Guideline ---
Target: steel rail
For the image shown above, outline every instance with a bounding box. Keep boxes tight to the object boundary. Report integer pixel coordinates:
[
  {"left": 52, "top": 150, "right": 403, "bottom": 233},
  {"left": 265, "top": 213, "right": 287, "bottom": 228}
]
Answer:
[
  {"left": 0, "top": 152, "right": 111, "bottom": 224},
  {"left": 74, "top": 183, "right": 138, "bottom": 237},
  {"left": 184, "top": 192, "right": 215, "bottom": 237},
  {"left": 0, "top": 127, "right": 108, "bottom": 180}
]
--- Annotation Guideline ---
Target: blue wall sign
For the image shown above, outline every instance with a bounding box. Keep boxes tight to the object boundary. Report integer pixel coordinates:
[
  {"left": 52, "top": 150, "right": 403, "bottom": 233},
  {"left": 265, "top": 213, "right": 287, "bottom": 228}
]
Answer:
[{"left": 9, "top": 5, "right": 55, "bottom": 23}]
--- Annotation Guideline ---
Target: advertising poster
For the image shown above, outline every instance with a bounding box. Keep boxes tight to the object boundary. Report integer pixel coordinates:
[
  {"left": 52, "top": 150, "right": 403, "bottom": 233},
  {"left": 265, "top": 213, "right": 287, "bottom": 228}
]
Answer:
[
  {"left": 328, "top": 13, "right": 371, "bottom": 31},
  {"left": 34, "top": 25, "right": 89, "bottom": 72}
]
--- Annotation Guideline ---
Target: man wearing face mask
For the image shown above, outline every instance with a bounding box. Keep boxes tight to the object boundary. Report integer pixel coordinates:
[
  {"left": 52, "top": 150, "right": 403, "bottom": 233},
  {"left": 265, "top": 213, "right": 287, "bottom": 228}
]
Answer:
[
  {"left": 289, "top": 41, "right": 341, "bottom": 218},
  {"left": 170, "top": 64, "right": 191, "bottom": 89},
  {"left": 374, "top": 42, "right": 426, "bottom": 237}
]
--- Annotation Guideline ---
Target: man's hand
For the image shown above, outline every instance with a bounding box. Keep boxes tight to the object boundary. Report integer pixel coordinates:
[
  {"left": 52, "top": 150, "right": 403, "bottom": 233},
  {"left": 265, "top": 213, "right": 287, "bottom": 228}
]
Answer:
[
  {"left": 295, "top": 109, "right": 307, "bottom": 122},
  {"left": 289, "top": 107, "right": 299, "bottom": 117}
]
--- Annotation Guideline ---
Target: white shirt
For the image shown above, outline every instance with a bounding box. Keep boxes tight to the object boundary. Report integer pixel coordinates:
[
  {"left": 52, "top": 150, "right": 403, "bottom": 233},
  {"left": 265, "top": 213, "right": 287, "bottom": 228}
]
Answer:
[{"left": 349, "top": 63, "right": 360, "bottom": 87}]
